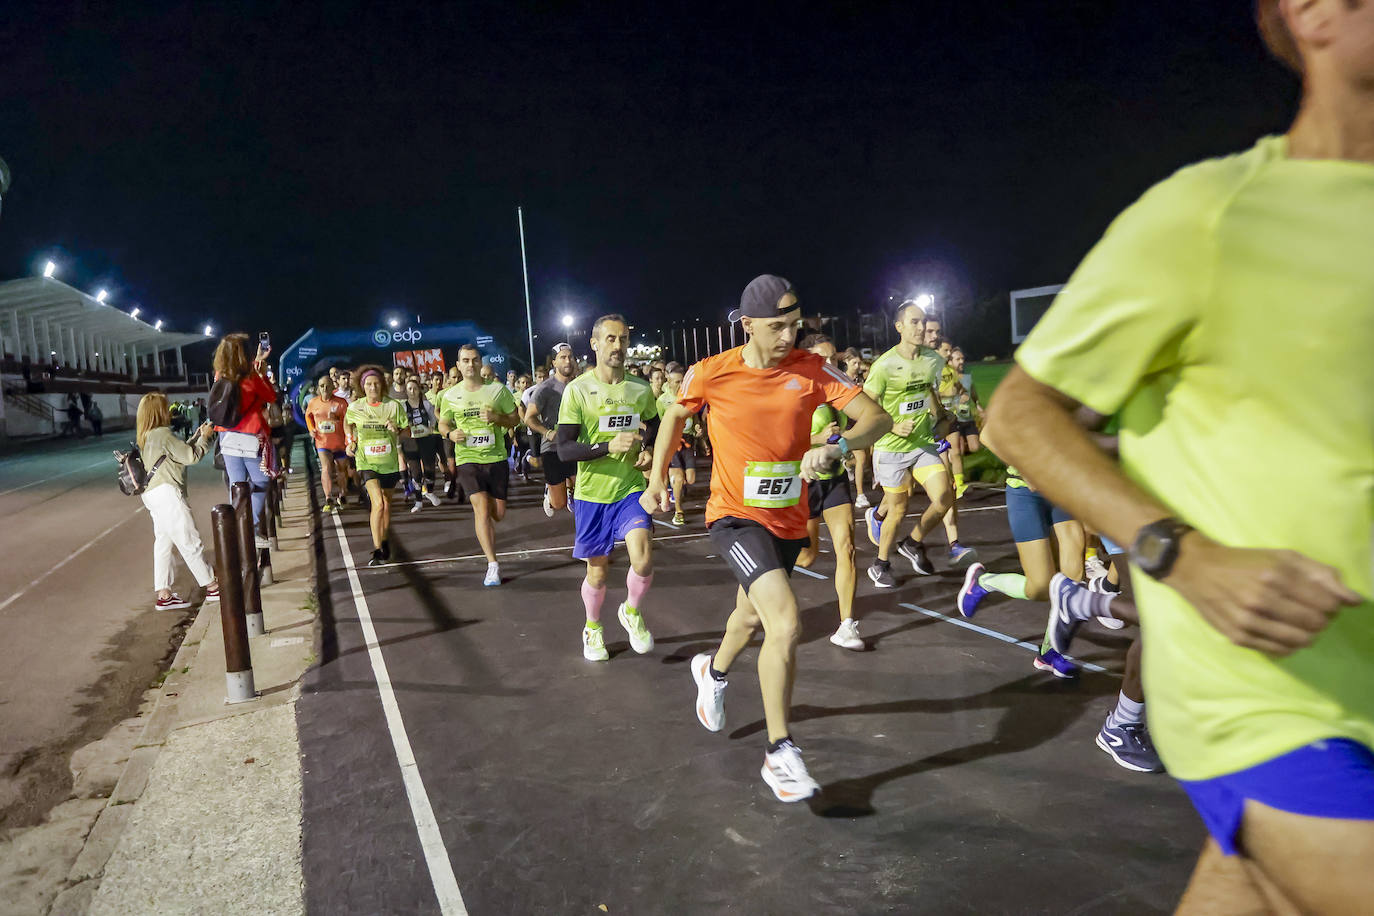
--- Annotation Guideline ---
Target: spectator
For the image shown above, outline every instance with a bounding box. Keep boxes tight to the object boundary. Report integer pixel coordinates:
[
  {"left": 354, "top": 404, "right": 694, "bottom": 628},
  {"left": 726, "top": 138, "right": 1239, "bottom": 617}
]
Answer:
[
  {"left": 212, "top": 333, "right": 276, "bottom": 542},
  {"left": 61, "top": 394, "right": 84, "bottom": 437},
  {"left": 135, "top": 391, "right": 220, "bottom": 610},
  {"left": 87, "top": 399, "right": 104, "bottom": 437},
  {"left": 196, "top": 398, "right": 208, "bottom": 427}
]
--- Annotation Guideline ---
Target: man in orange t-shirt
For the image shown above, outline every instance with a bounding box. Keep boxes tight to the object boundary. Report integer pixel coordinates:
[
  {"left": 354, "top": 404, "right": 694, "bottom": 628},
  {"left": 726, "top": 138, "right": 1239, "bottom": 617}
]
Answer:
[
  {"left": 642, "top": 274, "right": 890, "bottom": 803},
  {"left": 305, "top": 373, "right": 350, "bottom": 511}
]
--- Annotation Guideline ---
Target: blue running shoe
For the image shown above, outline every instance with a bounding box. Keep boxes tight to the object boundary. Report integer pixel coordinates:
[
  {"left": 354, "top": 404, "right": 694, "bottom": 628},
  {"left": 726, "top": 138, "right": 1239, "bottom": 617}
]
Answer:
[
  {"left": 957, "top": 562, "right": 988, "bottom": 618},
  {"left": 1096, "top": 720, "right": 1164, "bottom": 773},
  {"left": 864, "top": 506, "right": 883, "bottom": 547},
  {"left": 1045, "top": 572, "right": 1084, "bottom": 655},
  {"left": 948, "top": 541, "right": 978, "bottom": 567},
  {"left": 1033, "top": 649, "right": 1079, "bottom": 679}
]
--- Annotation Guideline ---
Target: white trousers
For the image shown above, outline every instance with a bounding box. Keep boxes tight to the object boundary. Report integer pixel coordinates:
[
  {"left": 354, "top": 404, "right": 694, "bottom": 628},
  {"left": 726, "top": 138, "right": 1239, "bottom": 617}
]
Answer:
[{"left": 141, "top": 484, "right": 215, "bottom": 592}]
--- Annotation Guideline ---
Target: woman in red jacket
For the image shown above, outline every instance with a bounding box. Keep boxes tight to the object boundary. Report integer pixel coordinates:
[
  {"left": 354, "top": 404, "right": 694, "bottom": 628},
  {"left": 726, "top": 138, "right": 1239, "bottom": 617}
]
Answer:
[{"left": 213, "top": 333, "right": 276, "bottom": 540}]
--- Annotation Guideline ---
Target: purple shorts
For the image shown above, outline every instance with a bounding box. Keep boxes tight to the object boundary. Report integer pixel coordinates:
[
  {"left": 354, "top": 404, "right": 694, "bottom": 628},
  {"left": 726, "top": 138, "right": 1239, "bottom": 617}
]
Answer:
[
  {"left": 1179, "top": 738, "right": 1374, "bottom": 855},
  {"left": 572, "top": 492, "right": 652, "bottom": 559}
]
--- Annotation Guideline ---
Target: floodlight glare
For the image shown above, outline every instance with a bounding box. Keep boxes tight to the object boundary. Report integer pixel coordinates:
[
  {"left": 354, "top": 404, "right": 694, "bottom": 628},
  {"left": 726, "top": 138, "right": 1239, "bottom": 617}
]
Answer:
[
  {"left": 915, "top": 293, "right": 934, "bottom": 310},
  {"left": 130, "top": 307, "right": 140, "bottom": 318},
  {"left": 203, "top": 324, "right": 213, "bottom": 336},
  {"left": 561, "top": 314, "right": 573, "bottom": 328},
  {"left": 43, "top": 260, "right": 56, "bottom": 278},
  {"left": 154, "top": 319, "right": 163, "bottom": 330},
  {"left": 95, "top": 289, "right": 108, "bottom": 303},
  {"left": 388, "top": 318, "right": 399, "bottom": 328}
]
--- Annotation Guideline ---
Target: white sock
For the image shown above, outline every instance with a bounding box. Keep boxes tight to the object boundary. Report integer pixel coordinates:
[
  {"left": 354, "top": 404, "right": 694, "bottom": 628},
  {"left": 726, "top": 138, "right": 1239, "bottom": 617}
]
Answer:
[{"left": 1108, "top": 691, "right": 1145, "bottom": 727}]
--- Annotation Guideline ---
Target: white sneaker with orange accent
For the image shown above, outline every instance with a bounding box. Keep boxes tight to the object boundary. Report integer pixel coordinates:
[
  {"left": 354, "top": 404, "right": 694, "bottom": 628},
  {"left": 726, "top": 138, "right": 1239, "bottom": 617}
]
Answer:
[
  {"left": 690, "top": 653, "right": 726, "bottom": 732},
  {"left": 761, "top": 739, "right": 820, "bottom": 803}
]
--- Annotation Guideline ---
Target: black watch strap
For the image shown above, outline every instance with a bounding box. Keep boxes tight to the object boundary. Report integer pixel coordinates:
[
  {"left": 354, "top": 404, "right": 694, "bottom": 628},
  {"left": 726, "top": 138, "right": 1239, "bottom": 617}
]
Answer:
[{"left": 1130, "top": 517, "right": 1195, "bottom": 580}]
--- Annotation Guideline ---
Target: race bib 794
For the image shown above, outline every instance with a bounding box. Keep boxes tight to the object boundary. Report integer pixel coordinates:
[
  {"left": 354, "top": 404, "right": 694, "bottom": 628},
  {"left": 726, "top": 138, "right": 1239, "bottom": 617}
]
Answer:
[{"left": 466, "top": 429, "right": 494, "bottom": 448}]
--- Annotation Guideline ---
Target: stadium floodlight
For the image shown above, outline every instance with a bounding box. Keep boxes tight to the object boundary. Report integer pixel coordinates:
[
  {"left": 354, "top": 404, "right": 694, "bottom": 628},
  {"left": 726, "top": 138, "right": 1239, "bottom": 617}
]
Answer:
[
  {"left": 203, "top": 324, "right": 213, "bottom": 336},
  {"left": 43, "top": 260, "right": 56, "bottom": 278},
  {"left": 388, "top": 318, "right": 399, "bottom": 328},
  {"left": 915, "top": 293, "right": 934, "bottom": 311},
  {"left": 154, "top": 319, "right": 163, "bottom": 330},
  {"left": 95, "top": 289, "right": 108, "bottom": 303},
  {"left": 130, "top": 307, "right": 140, "bottom": 318},
  {"left": 561, "top": 314, "right": 574, "bottom": 328}
]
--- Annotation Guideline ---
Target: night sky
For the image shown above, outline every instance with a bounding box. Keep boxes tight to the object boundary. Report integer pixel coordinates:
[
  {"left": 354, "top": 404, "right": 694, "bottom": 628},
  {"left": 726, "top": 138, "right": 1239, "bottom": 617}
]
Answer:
[{"left": 1, "top": 2, "right": 1299, "bottom": 364}]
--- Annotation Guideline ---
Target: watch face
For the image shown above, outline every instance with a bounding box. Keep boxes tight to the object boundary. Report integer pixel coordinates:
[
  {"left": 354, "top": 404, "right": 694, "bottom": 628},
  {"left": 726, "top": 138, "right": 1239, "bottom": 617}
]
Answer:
[{"left": 1136, "top": 533, "right": 1168, "bottom": 567}]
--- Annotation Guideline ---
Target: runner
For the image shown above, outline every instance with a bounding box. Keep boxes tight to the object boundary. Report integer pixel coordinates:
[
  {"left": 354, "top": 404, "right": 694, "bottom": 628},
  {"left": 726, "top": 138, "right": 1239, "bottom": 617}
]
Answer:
[
  {"left": 657, "top": 363, "right": 698, "bottom": 526},
  {"left": 437, "top": 344, "right": 520, "bottom": 586},
  {"left": 983, "top": 5, "right": 1374, "bottom": 908},
  {"left": 556, "top": 315, "right": 659, "bottom": 663},
  {"left": 642, "top": 274, "right": 890, "bottom": 802},
  {"left": 842, "top": 354, "right": 874, "bottom": 510},
  {"left": 793, "top": 335, "right": 863, "bottom": 651},
  {"left": 524, "top": 343, "right": 578, "bottom": 518},
  {"left": 948, "top": 346, "right": 983, "bottom": 457},
  {"left": 334, "top": 369, "right": 355, "bottom": 403},
  {"left": 931, "top": 336, "right": 975, "bottom": 559},
  {"left": 649, "top": 365, "right": 665, "bottom": 401},
  {"left": 510, "top": 373, "right": 535, "bottom": 481},
  {"left": 304, "top": 373, "right": 349, "bottom": 513},
  {"left": 401, "top": 376, "right": 443, "bottom": 513},
  {"left": 862, "top": 300, "right": 965, "bottom": 589},
  {"left": 344, "top": 367, "right": 409, "bottom": 567}
]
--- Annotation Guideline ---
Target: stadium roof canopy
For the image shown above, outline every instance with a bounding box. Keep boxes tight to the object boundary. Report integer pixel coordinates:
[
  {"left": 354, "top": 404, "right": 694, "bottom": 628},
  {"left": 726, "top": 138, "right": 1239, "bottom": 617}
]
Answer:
[{"left": 0, "top": 276, "right": 205, "bottom": 375}]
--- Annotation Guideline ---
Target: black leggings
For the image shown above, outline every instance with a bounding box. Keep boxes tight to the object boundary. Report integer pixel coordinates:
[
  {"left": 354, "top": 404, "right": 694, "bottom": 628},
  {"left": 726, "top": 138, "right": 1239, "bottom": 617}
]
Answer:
[{"left": 403, "top": 435, "right": 440, "bottom": 492}]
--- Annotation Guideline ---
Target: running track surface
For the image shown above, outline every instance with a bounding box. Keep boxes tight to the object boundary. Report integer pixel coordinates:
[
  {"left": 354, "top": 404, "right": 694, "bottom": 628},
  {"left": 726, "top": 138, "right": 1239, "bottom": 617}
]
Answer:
[{"left": 300, "top": 467, "right": 1203, "bottom": 915}]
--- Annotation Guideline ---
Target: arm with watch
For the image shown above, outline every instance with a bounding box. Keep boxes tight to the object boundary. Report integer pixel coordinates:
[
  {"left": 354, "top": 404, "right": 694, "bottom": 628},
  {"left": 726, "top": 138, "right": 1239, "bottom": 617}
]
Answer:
[
  {"left": 801, "top": 391, "right": 889, "bottom": 481},
  {"left": 983, "top": 367, "right": 1361, "bottom": 656}
]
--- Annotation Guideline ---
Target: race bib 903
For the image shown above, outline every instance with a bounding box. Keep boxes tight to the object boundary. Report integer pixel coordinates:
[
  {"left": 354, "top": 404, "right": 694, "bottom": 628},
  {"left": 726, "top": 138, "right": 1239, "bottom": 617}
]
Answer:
[
  {"left": 743, "top": 460, "right": 802, "bottom": 508},
  {"left": 598, "top": 412, "right": 639, "bottom": 434},
  {"left": 899, "top": 396, "right": 927, "bottom": 415}
]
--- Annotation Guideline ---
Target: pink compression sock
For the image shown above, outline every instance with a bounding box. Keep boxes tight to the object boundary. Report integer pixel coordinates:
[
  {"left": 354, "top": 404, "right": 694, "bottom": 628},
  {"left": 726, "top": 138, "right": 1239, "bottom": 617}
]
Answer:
[
  {"left": 625, "top": 570, "right": 653, "bottom": 612},
  {"left": 581, "top": 579, "right": 606, "bottom": 623}
]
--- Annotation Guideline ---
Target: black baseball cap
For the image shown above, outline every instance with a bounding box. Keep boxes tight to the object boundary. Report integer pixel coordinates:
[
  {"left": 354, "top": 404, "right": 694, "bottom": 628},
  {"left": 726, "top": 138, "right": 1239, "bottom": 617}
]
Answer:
[
  {"left": 551, "top": 342, "right": 572, "bottom": 355},
  {"left": 728, "top": 274, "right": 797, "bottom": 323}
]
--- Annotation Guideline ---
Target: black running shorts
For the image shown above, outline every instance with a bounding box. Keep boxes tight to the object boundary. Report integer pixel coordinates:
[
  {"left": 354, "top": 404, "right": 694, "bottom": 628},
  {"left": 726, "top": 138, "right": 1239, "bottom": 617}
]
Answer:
[
  {"left": 359, "top": 469, "right": 401, "bottom": 489},
  {"left": 807, "top": 474, "right": 853, "bottom": 520},
  {"left": 669, "top": 443, "right": 695, "bottom": 472},
  {"left": 707, "top": 516, "right": 809, "bottom": 593},
  {"left": 541, "top": 449, "right": 575, "bottom": 487},
  {"left": 457, "top": 459, "right": 510, "bottom": 501}
]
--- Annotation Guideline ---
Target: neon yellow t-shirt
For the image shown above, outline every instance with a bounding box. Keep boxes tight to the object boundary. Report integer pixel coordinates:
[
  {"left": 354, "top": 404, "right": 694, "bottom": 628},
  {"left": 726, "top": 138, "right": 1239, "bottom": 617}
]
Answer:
[
  {"left": 863, "top": 345, "right": 944, "bottom": 453},
  {"left": 437, "top": 381, "right": 516, "bottom": 466},
  {"left": 345, "top": 398, "right": 407, "bottom": 474},
  {"left": 809, "top": 404, "right": 842, "bottom": 482},
  {"left": 1016, "top": 136, "right": 1374, "bottom": 780},
  {"left": 559, "top": 370, "right": 658, "bottom": 504}
]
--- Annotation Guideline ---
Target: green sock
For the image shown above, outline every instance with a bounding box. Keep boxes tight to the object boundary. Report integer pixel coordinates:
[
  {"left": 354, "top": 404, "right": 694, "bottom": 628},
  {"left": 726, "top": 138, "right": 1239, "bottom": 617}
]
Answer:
[
  {"left": 585, "top": 620, "right": 602, "bottom": 630},
  {"left": 979, "top": 571, "right": 1028, "bottom": 600}
]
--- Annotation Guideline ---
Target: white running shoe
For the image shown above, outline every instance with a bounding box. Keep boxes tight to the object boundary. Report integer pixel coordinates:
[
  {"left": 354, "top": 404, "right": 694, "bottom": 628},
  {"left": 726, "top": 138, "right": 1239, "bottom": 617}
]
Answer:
[
  {"left": 830, "top": 618, "right": 864, "bottom": 651},
  {"left": 617, "top": 602, "right": 654, "bottom": 654},
  {"left": 761, "top": 740, "right": 821, "bottom": 803},
  {"left": 583, "top": 623, "right": 609, "bottom": 662},
  {"left": 854, "top": 493, "right": 870, "bottom": 510},
  {"left": 425, "top": 490, "right": 441, "bottom": 507},
  {"left": 410, "top": 501, "right": 422, "bottom": 514},
  {"left": 690, "top": 653, "right": 726, "bottom": 732},
  {"left": 1084, "top": 555, "right": 1109, "bottom": 582},
  {"left": 1096, "top": 615, "right": 1127, "bottom": 630},
  {"left": 543, "top": 489, "right": 555, "bottom": 518},
  {"left": 483, "top": 562, "right": 501, "bottom": 587}
]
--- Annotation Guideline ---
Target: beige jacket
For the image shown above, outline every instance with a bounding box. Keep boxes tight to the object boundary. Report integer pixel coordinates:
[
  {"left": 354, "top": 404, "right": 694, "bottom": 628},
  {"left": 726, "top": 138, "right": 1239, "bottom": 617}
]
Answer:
[{"left": 141, "top": 426, "right": 211, "bottom": 496}]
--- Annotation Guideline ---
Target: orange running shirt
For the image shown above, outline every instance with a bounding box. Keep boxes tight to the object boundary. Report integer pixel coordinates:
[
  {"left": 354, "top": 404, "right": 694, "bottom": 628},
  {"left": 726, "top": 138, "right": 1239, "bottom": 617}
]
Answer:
[
  {"left": 678, "top": 347, "right": 860, "bottom": 540},
  {"left": 305, "top": 395, "right": 350, "bottom": 452}
]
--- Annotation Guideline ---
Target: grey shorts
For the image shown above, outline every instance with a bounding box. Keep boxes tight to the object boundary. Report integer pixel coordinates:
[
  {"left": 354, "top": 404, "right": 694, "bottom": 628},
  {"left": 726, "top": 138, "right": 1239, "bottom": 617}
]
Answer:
[{"left": 872, "top": 447, "right": 944, "bottom": 490}]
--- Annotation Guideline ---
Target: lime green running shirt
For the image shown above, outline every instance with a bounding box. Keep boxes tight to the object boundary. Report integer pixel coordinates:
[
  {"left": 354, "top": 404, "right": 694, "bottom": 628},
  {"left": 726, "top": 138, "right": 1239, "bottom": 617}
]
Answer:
[
  {"left": 345, "top": 398, "right": 407, "bottom": 474},
  {"left": 437, "top": 381, "right": 517, "bottom": 466},
  {"left": 863, "top": 345, "right": 945, "bottom": 453},
  {"left": 657, "top": 389, "right": 699, "bottom": 437},
  {"left": 1016, "top": 136, "right": 1374, "bottom": 781},
  {"left": 559, "top": 370, "right": 659, "bottom": 504},
  {"left": 810, "top": 404, "right": 843, "bottom": 481}
]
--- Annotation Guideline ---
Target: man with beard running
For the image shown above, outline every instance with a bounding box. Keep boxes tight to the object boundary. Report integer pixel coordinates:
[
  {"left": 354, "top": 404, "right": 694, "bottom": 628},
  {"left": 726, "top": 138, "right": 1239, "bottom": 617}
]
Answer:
[
  {"left": 557, "top": 317, "right": 659, "bottom": 662},
  {"left": 643, "top": 275, "right": 890, "bottom": 802}
]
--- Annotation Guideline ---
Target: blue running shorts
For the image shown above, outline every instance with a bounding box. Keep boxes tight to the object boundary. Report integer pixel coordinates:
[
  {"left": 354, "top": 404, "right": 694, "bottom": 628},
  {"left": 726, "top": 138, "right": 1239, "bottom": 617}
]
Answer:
[
  {"left": 1005, "top": 484, "right": 1074, "bottom": 544},
  {"left": 1179, "top": 738, "right": 1374, "bottom": 855},
  {"left": 572, "top": 492, "right": 652, "bottom": 559}
]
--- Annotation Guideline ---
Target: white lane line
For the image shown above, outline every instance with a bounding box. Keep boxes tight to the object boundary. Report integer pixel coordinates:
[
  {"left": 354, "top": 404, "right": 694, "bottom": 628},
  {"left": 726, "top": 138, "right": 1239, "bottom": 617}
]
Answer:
[
  {"left": 367, "top": 530, "right": 712, "bottom": 570},
  {"left": 0, "top": 508, "right": 146, "bottom": 615},
  {"left": 0, "top": 458, "right": 109, "bottom": 497},
  {"left": 793, "top": 566, "right": 828, "bottom": 580},
  {"left": 328, "top": 510, "right": 468, "bottom": 915},
  {"left": 897, "top": 602, "right": 1108, "bottom": 674}
]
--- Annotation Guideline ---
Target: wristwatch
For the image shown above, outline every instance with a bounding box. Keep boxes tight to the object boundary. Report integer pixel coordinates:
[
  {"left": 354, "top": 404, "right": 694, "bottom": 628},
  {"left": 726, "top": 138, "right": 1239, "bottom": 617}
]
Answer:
[{"left": 1130, "top": 517, "right": 1196, "bottom": 579}]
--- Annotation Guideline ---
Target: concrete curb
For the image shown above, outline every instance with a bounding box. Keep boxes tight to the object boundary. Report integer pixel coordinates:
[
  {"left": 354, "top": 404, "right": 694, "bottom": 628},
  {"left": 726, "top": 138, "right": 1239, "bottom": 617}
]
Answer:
[{"left": 52, "top": 450, "right": 322, "bottom": 915}]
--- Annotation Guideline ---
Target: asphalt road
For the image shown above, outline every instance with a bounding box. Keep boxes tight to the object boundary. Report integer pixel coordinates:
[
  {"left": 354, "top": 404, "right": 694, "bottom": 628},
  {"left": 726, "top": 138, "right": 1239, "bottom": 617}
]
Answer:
[
  {"left": 300, "top": 468, "right": 1205, "bottom": 915},
  {"left": 0, "top": 434, "right": 225, "bottom": 829}
]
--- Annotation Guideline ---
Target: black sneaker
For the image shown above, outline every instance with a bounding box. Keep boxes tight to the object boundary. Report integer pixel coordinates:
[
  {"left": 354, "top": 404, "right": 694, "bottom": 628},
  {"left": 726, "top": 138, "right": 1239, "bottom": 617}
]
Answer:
[
  {"left": 380, "top": 539, "right": 391, "bottom": 561},
  {"left": 897, "top": 539, "right": 934, "bottom": 575},
  {"left": 867, "top": 563, "right": 897, "bottom": 589},
  {"left": 367, "top": 549, "right": 385, "bottom": 567}
]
